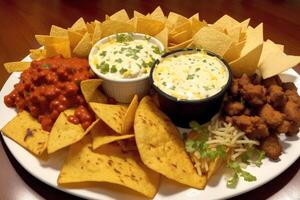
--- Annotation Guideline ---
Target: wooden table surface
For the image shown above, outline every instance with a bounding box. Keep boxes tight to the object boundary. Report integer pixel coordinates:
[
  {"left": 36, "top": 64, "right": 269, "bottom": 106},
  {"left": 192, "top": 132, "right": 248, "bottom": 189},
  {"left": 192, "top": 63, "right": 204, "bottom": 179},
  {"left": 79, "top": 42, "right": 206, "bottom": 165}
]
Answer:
[{"left": 0, "top": 0, "right": 299, "bottom": 199}]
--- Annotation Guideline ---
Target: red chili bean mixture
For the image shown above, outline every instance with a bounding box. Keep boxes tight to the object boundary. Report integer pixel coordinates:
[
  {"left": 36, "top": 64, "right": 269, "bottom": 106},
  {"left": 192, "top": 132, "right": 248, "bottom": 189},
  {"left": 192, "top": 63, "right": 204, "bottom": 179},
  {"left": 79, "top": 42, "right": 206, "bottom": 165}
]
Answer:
[{"left": 4, "top": 56, "right": 95, "bottom": 131}]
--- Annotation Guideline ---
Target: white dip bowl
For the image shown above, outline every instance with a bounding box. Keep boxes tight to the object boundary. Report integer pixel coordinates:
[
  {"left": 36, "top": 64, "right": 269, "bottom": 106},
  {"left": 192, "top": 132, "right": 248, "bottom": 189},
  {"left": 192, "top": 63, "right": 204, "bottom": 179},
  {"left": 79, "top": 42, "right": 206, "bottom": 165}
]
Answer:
[{"left": 89, "top": 32, "right": 165, "bottom": 103}]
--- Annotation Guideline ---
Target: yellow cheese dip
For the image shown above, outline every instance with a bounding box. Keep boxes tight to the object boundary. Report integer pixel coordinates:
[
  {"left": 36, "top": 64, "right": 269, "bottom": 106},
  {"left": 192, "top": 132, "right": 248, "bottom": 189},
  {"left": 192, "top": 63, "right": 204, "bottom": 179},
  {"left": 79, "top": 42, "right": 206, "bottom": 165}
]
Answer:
[
  {"left": 153, "top": 51, "right": 229, "bottom": 100},
  {"left": 90, "top": 33, "right": 162, "bottom": 80}
]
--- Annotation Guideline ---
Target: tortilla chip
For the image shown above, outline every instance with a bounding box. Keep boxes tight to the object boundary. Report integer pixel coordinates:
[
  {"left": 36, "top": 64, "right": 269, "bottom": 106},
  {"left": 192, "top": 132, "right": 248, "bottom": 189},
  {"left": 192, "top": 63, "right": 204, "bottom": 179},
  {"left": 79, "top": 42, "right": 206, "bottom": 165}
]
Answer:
[
  {"left": 189, "top": 13, "right": 199, "bottom": 21},
  {"left": 230, "top": 43, "right": 263, "bottom": 77},
  {"left": 168, "top": 39, "right": 193, "bottom": 51},
  {"left": 240, "top": 18, "right": 250, "bottom": 34},
  {"left": 1, "top": 111, "right": 48, "bottom": 156},
  {"left": 277, "top": 44, "right": 284, "bottom": 51},
  {"left": 29, "top": 49, "right": 47, "bottom": 60},
  {"left": 166, "top": 12, "right": 189, "bottom": 30},
  {"left": 150, "top": 6, "right": 166, "bottom": 22},
  {"left": 193, "top": 26, "right": 233, "bottom": 56},
  {"left": 110, "top": 9, "right": 129, "bottom": 22},
  {"left": 45, "top": 40, "right": 71, "bottom": 58},
  {"left": 68, "top": 30, "right": 83, "bottom": 49},
  {"left": 212, "top": 14, "right": 240, "bottom": 32},
  {"left": 58, "top": 135, "right": 160, "bottom": 198},
  {"left": 133, "top": 10, "right": 145, "bottom": 18},
  {"left": 91, "top": 120, "right": 134, "bottom": 149},
  {"left": 134, "top": 96, "right": 207, "bottom": 189},
  {"left": 226, "top": 25, "right": 241, "bottom": 43},
  {"left": 47, "top": 109, "right": 98, "bottom": 153},
  {"left": 4, "top": 62, "right": 31, "bottom": 73},
  {"left": 89, "top": 102, "right": 127, "bottom": 134},
  {"left": 70, "top": 17, "right": 87, "bottom": 34},
  {"left": 260, "top": 52, "right": 300, "bottom": 79},
  {"left": 171, "top": 22, "right": 192, "bottom": 35},
  {"left": 155, "top": 27, "right": 168, "bottom": 48},
  {"left": 73, "top": 32, "right": 92, "bottom": 57},
  {"left": 50, "top": 25, "right": 68, "bottom": 37},
  {"left": 136, "top": 18, "right": 165, "bottom": 36},
  {"left": 92, "top": 22, "right": 102, "bottom": 44},
  {"left": 223, "top": 40, "right": 246, "bottom": 62},
  {"left": 191, "top": 18, "right": 207, "bottom": 34},
  {"left": 240, "top": 23, "right": 263, "bottom": 57},
  {"left": 101, "top": 20, "right": 135, "bottom": 38},
  {"left": 122, "top": 95, "right": 138, "bottom": 134},
  {"left": 80, "top": 79, "right": 107, "bottom": 103},
  {"left": 35, "top": 35, "right": 67, "bottom": 46},
  {"left": 258, "top": 39, "right": 283, "bottom": 66},
  {"left": 169, "top": 30, "right": 192, "bottom": 44}
]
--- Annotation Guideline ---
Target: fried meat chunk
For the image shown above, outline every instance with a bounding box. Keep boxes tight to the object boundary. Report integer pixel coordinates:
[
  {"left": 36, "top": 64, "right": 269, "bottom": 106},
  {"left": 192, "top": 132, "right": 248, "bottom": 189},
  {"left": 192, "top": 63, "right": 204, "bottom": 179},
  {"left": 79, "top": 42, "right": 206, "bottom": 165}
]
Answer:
[
  {"left": 224, "top": 101, "right": 245, "bottom": 116},
  {"left": 261, "top": 135, "right": 282, "bottom": 160},
  {"left": 259, "top": 104, "right": 284, "bottom": 129},
  {"left": 267, "top": 85, "right": 287, "bottom": 108},
  {"left": 232, "top": 115, "right": 269, "bottom": 139},
  {"left": 241, "top": 84, "right": 267, "bottom": 106}
]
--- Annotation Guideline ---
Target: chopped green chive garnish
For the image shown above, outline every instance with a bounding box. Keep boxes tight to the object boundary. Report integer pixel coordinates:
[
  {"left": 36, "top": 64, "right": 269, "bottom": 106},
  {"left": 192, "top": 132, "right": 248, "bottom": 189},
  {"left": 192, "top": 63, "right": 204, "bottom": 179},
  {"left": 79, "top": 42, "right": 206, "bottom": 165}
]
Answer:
[
  {"left": 119, "top": 68, "right": 128, "bottom": 74},
  {"left": 99, "top": 51, "right": 107, "bottom": 56},
  {"left": 116, "top": 33, "right": 134, "bottom": 43},
  {"left": 110, "top": 65, "right": 117, "bottom": 73},
  {"left": 115, "top": 58, "right": 123, "bottom": 63}
]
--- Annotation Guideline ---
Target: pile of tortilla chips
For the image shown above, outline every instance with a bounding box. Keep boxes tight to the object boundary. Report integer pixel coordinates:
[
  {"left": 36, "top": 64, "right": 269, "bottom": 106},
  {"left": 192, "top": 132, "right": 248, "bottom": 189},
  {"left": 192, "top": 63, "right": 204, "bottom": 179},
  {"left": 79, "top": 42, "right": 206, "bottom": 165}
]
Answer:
[
  {"left": 4, "top": 7, "right": 300, "bottom": 78},
  {"left": 2, "top": 6, "right": 300, "bottom": 199}
]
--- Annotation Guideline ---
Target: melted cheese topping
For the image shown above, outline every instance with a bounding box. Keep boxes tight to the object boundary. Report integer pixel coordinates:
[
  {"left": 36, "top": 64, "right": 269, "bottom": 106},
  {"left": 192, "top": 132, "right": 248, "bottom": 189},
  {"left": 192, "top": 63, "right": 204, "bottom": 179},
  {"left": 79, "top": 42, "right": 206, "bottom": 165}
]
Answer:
[
  {"left": 91, "top": 34, "right": 162, "bottom": 79},
  {"left": 153, "top": 51, "right": 229, "bottom": 100}
]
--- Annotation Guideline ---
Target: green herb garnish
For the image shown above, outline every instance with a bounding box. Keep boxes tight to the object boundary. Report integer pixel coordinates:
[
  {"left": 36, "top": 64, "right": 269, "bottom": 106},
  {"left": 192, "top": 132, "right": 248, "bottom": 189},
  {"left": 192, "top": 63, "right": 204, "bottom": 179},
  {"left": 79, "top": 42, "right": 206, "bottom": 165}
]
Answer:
[
  {"left": 41, "top": 63, "right": 51, "bottom": 69},
  {"left": 116, "top": 33, "right": 134, "bottom": 43},
  {"left": 99, "top": 51, "right": 107, "bottom": 56},
  {"left": 226, "top": 161, "right": 257, "bottom": 188},
  {"left": 110, "top": 65, "right": 117, "bottom": 73},
  {"left": 187, "top": 74, "right": 194, "bottom": 80},
  {"left": 119, "top": 68, "right": 128, "bottom": 74},
  {"left": 115, "top": 58, "right": 123, "bottom": 63}
]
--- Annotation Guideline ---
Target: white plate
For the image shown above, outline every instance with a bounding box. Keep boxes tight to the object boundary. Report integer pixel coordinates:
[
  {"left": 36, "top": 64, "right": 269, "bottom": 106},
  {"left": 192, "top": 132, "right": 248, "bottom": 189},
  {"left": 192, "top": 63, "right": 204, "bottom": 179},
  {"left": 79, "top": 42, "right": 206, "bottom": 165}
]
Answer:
[{"left": 1, "top": 55, "right": 300, "bottom": 200}]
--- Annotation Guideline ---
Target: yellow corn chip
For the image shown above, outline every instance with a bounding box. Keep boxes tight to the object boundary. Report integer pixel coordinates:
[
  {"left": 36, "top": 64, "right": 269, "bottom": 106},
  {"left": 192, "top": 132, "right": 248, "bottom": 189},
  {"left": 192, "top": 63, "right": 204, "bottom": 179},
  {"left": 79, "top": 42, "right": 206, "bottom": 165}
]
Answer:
[
  {"left": 155, "top": 27, "right": 168, "bottom": 48},
  {"left": 80, "top": 79, "right": 107, "bottom": 103},
  {"left": 70, "top": 17, "right": 87, "bottom": 34},
  {"left": 133, "top": 10, "right": 145, "bottom": 18},
  {"left": 258, "top": 39, "right": 283, "bottom": 66},
  {"left": 168, "top": 39, "right": 193, "bottom": 51},
  {"left": 240, "top": 23, "right": 263, "bottom": 57},
  {"left": 45, "top": 40, "right": 71, "bottom": 58},
  {"left": 212, "top": 14, "right": 240, "bottom": 32},
  {"left": 189, "top": 13, "right": 199, "bottom": 21},
  {"left": 29, "top": 49, "right": 47, "bottom": 60},
  {"left": 223, "top": 40, "right": 246, "bottom": 62},
  {"left": 136, "top": 18, "right": 165, "bottom": 36},
  {"left": 73, "top": 32, "right": 92, "bottom": 57},
  {"left": 122, "top": 95, "right": 138, "bottom": 134},
  {"left": 260, "top": 52, "right": 300, "bottom": 79},
  {"left": 47, "top": 109, "right": 98, "bottom": 153},
  {"left": 134, "top": 96, "right": 207, "bottom": 189},
  {"left": 193, "top": 26, "right": 233, "bottom": 56},
  {"left": 89, "top": 102, "right": 128, "bottom": 134},
  {"left": 169, "top": 30, "right": 192, "bottom": 44},
  {"left": 191, "top": 18, "right": 207, "bottom": 34},
  {"left": 35, "top": 35, "right": 67, "bottom": 46},
  {"left": 230, "top": 43, "right": 263, "bottom": 77},
  {"left": 4, "top": 62, "right": 31, "bottom": 73},
  {"left": 1, "top": 111, "right": 48, "bottom": 156},
  {"left": 91, "top": 120, "right": 134, "bottom": 149},
  {"left": 50, "top": 25, "right": 68, "bottom": 37},
  {"left": 58, "top": 135, "right": 160, "bottom": 198},
  {"left": 92, "top": 22, "right": 102, "bottom": 44},
  {"left": 101, "top": 20, "right": 135, "bottom": 38},
  {"left": 150, "top": 6, "right": 166, "bottom": 22},
  {"left": 68, "top": 30, "right": 83, "bottom": 49},
  {"left": 226, "top": 25, "right": 241, "bottom": 43},
  {"left": 110, "top": 9, "right": 129, "bottom": 22}
]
